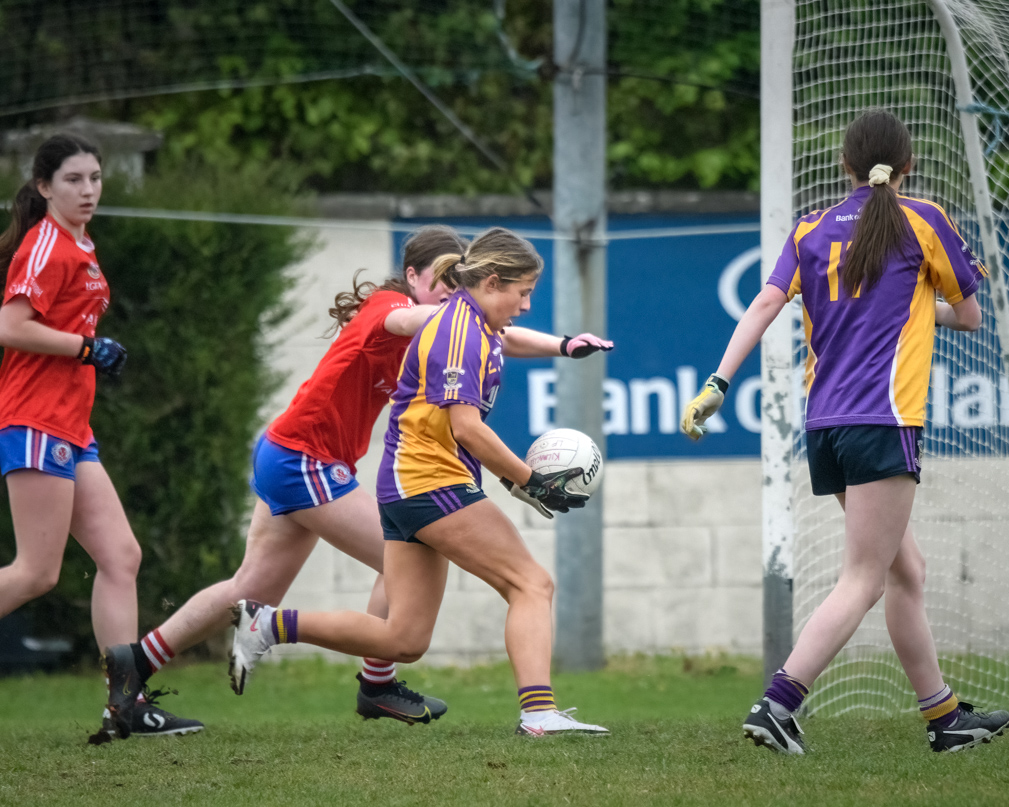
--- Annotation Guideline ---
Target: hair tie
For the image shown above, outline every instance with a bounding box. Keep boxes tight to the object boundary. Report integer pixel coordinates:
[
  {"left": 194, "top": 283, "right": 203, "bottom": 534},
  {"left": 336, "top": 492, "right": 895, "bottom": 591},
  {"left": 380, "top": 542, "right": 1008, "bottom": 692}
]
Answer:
[{"left": 868, "top": 164, "right": 893, "bottom": 187}]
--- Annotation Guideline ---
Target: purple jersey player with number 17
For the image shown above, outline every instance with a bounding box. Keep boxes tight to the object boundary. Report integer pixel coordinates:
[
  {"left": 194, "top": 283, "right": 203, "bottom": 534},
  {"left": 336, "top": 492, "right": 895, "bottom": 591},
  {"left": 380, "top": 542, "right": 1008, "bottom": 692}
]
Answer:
[{"left": 682, "top": 108, "right": 1009, "bottom": 755}]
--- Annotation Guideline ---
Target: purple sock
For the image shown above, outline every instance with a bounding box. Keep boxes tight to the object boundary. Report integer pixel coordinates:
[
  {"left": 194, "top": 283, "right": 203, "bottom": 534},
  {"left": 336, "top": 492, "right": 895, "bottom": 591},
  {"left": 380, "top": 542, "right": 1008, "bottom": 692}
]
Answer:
[
  {"left": 764, "top": 668, "right": 809, "bottom": 713},
  {"left": 270, "top": 609, "right": 299, "bottom": 644}
]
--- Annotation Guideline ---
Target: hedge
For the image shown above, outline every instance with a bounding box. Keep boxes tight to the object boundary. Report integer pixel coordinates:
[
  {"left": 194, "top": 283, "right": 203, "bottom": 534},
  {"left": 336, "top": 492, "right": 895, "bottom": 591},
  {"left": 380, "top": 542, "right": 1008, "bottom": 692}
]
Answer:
[{"left": 0, "top": 167, "right": 310, "bottom": 664}]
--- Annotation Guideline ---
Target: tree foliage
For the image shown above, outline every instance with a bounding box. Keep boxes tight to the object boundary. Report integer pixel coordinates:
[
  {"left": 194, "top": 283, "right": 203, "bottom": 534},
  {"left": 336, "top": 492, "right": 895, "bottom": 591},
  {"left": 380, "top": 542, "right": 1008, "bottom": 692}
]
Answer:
[{"left": 1, "top": 0, "right": 760, "bottom": 193}]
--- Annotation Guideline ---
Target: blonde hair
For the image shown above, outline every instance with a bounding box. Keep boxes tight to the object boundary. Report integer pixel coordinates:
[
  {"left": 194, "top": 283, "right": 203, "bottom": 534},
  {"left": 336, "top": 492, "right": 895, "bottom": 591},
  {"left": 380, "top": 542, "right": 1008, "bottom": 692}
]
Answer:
[{"left": 429, "top": 227, "right": 543, "bottom": 291}]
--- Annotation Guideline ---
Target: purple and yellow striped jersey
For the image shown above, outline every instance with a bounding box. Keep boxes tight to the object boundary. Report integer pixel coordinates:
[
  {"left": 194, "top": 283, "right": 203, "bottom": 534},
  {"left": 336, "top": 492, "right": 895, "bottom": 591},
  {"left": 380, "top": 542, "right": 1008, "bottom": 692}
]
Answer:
[
  {"left": 376, "top": 286, "right": 503, "bottom": 502},
  {"left": 767, "top": 185, "right": 986, "bottom": 430}
]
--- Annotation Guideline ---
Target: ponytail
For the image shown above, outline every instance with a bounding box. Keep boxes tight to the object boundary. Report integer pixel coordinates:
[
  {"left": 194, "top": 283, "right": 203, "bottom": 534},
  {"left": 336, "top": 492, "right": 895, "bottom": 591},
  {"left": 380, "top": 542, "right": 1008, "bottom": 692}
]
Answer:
[
  {"left": 428, "top": 252, "right": 465, "bottom": 291},
  {"left": 0, "top": 182, "right": 48, "bottom": 271},
  {"left": 326, "top": 225, "right": 468, "bottom": 335},
  {"left": 838, "top": 109, "right": 913, "bottom": 297},
  {"left": 327, "top": 268, "right": 410, "bottom": 334},
  {"left": 840, "top": 170, "right": 911, "bottom": 297}
]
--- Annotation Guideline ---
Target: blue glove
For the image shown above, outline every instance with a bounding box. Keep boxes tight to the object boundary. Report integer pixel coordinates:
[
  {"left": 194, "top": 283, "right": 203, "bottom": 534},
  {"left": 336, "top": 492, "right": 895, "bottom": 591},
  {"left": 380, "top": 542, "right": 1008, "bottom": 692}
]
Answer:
[{"left": 79, "top": 336, "right": 128, "bottom": 378}]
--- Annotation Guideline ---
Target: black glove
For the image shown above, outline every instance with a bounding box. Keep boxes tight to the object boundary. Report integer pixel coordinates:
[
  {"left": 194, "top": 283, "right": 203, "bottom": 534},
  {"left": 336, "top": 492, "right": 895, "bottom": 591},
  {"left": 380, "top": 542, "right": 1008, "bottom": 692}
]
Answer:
[
  {"left": 501, "top": 468, "right": 589, "bottom": 519},
  {"left": 559, "top": 333, "right": 614, "bottom": 359},
  {"left": 79, "top": 336, "right": 128, "bottom": 379}
]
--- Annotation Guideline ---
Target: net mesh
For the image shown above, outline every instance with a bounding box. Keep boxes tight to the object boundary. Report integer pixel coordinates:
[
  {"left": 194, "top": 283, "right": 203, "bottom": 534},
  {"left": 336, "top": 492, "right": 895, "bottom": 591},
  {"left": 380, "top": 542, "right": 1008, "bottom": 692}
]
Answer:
[{"left": 791, "top": 0, "right": 1009, "bottom": 716}]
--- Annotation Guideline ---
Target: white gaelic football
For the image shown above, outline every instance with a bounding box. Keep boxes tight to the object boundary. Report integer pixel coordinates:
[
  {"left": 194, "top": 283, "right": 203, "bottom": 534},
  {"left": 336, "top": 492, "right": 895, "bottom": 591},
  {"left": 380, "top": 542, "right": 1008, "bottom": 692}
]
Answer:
[{"left": 525, "top": 428, "right": 603, "bottom": 497}]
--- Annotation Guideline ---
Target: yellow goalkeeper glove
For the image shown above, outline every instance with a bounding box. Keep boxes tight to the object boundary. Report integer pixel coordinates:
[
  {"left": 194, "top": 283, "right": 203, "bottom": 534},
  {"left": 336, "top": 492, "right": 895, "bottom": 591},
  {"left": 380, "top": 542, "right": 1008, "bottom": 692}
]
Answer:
[{"left": 681, "top": 374, "right": 729, "bottom": 440}]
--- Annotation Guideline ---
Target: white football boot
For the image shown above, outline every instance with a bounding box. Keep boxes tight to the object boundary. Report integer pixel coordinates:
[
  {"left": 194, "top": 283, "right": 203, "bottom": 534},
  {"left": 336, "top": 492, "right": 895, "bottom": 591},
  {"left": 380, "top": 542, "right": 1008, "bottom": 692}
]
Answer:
[
  {"left": 515, "top": 707, "right": 610, "bottom": 737},
  {"left": 229, "top": 599, "right": 277, "bottom": 695}
]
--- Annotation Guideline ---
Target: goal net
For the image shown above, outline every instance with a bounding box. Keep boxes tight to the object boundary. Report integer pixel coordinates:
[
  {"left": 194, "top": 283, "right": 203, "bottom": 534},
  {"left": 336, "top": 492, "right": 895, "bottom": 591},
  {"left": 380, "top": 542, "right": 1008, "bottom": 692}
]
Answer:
[{"left": 787, "top": 0, "right": 1009, "bottom": 716}]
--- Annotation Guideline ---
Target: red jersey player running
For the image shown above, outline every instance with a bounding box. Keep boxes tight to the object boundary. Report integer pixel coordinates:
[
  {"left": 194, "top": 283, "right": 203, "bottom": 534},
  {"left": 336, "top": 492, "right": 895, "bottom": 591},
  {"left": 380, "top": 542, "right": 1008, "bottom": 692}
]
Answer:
[
  {"left": 0, "top": 133, "right": 202, "bottom": 737},
  {"left": 103, "top": 225, "right": 611, "bottom": 736}
]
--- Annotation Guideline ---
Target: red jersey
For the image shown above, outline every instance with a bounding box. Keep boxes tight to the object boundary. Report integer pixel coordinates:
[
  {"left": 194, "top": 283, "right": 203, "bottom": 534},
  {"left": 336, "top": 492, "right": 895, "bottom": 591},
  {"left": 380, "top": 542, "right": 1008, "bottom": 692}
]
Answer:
[
  {"left": 267, "top": 290, "right": 418, "bottom": 471},
  {"left": 0, "top": 216, "right": 110, "bottom": 447}
]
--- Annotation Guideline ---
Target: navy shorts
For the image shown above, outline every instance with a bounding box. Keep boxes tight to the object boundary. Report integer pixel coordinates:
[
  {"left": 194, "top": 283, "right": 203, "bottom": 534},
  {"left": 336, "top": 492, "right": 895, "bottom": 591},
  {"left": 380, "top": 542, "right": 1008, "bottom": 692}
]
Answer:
[
  {"left": 379, "top": 483, "right": 487, "bottom": 544},
  {"left": 806, "top": 425, "right": 921, "bottom": 496},
  {"left": 0, "top": 426, "right": 100, "bottom": 480},
  {"left": 250, "top": 433, "right": 359, "bottom": 516}
]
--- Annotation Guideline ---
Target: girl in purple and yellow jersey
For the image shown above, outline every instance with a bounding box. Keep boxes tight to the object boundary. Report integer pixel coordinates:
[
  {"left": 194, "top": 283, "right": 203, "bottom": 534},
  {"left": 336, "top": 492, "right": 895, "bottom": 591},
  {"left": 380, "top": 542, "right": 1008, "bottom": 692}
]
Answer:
[
  {"left": 230, "top": 227, "right": 613, "bottom": 737},
  {"left": 682, "top": 109, "right": 1008, "bottom": 755}
]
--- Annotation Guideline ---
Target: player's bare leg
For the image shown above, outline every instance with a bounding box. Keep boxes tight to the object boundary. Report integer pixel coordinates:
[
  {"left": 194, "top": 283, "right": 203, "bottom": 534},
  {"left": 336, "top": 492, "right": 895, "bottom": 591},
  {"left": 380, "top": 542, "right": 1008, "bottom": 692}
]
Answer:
[
  {"left": 0, "top": 470, "right": 75, "bottom": 618},
  {"left": 744, "top": 475, "right": 915, "bottom": 754},
  {"left": 418, "top": 500, "right": 553, "bottom": 689},
  {"left": 71, "top": 462, "right": 142, "bottom": 649},
  {"left": 785, "top": 475, "right": 916, "bottom": 684},
  {"left": 234, "top": 540, "right": 450, "bottom": 723},
  {"left": 883, "top": 525, "right": 944, "bottom": 697}
]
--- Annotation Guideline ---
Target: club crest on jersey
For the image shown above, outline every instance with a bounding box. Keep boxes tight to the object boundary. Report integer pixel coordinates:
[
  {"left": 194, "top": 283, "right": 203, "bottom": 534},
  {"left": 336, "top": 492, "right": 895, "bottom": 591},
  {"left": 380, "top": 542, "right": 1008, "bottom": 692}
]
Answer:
[
  {"left": 329, "top": 462, "right": 352, "bottom": 485},
  {"left": 51, "top": 442, "right": 72, "bottom": 467},
  {"left": 443, "top": 366, "right": 465, "bottom": 391},
  {"left": 87, "top": 263, "right": 101, "bottom": 279}
]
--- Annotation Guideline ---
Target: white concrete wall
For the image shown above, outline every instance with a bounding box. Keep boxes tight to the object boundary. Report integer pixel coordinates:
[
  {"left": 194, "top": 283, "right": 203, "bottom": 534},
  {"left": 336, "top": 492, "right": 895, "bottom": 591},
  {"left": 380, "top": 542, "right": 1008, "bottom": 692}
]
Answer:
[{"left": 263, "top": 226, "right": 763, "bottom": 665}]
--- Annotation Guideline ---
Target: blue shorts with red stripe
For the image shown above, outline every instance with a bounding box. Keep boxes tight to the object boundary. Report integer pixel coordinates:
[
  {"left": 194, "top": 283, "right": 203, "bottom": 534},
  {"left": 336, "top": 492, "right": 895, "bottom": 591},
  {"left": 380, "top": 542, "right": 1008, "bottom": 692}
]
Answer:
[
  {"left": 0, "top": 426, "right": 100, "bottom": 480},
  {"left": 379, "top": 483, "right": 487, "bottom": 544},
  {"left": 250, "top": 433, "right": 359, "bottom": 516}
]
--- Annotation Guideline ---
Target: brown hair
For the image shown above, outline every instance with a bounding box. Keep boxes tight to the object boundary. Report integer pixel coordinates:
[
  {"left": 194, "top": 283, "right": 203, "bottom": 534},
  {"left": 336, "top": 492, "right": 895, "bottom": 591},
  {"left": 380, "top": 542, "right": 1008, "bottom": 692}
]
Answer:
[
  {"left": 838, "top": 109, "right": 913, "bottom": 297},
  {"left": 327, "top": 225, "right": 468, "bottom": 331},
  {"left": 428, "top": 227, "right": 543, "bottom": 291},
  {"left": 0, "top": 133, "right": 102, "bottom": 270}
]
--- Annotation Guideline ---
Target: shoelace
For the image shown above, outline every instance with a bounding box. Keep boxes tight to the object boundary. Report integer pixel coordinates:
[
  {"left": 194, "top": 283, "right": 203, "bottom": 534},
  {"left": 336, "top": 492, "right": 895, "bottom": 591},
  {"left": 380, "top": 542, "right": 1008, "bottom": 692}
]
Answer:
[
  {"left": 139, "top": 686, "right": 175, "bottom": 710},
  {"left": 388, "top": 680, "right": 424, "bottom": 704}
]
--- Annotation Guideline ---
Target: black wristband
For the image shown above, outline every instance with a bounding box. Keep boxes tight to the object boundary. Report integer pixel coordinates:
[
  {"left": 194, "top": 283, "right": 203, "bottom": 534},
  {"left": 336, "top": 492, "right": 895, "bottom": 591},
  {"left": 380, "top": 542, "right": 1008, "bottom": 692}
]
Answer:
[
  {"left": 559, "top": 336, "right": 572, "bottom": 357},
  {"left": 78, "top": 336, "right": 95, "bottom": 362},
  {"left": 708, "top": 373, "right": 729, "bottom": 394}
]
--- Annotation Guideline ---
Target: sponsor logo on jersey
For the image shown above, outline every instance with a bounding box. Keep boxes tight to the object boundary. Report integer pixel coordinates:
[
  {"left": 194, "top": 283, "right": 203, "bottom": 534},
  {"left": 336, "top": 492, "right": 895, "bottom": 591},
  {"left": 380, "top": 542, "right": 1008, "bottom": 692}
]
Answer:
[
  {"left": 330, "top": 462, "right": 352, "bottom": 485},
  {"left": 87, "top": 263, "right": 101, "bottom": 279},
  {"left": 85, "top": 280, "right": 104, "bottom": 291},
  {"left": 443, "top": 366, "right": 465, "bottom": 391},
  {"left": 51, "top": 442, "right": 72, "bottom": 467}
]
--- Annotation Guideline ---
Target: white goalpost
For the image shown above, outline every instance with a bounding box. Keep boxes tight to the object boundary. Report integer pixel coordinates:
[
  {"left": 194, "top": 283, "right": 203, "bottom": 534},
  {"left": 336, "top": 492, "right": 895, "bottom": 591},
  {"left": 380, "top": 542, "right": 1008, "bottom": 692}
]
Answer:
[{"left": 762, "top": 0, "right": 1009, "bottom": 715}]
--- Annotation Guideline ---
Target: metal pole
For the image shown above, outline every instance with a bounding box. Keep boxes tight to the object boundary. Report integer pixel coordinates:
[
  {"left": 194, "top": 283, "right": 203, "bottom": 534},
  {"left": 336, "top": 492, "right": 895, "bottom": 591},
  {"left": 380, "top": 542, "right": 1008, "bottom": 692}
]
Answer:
[
  {"left": 927, "top": 0, "right": 1009, "bottom": 373},
  {"left": 760, "top": 0, "right": 795, "bottom": 687},
  {"left": 553, "top": 0, "right": 607, "bottom": 671}
]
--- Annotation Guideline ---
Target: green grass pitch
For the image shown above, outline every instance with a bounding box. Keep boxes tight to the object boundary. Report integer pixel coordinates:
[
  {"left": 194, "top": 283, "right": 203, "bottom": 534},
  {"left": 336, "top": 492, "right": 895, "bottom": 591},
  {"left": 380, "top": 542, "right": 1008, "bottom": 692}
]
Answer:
[{"left": 1, "top": 654, "right": 1008, "bottom": 806}]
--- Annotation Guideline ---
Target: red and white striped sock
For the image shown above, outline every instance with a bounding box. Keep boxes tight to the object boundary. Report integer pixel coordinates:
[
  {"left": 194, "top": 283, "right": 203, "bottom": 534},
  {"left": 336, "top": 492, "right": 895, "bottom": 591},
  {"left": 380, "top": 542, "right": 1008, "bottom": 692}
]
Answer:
[
  {"left": 140, "top": 628, "right": 175, "bottom": 673},
  {"left": 361, "top": 658, "right": 396, "bottom": 686}
]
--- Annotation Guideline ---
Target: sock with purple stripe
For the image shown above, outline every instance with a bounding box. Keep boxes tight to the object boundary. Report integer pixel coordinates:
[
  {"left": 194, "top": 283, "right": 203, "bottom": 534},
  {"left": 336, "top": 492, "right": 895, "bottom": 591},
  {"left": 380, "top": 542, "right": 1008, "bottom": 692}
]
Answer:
[
  {"left": 919, "top": 684, "right": 960, "bottom": 727},
  {"left": 270, "top": 609, "right": 299, "bottom": 644},
  {"left": 764, "top": 668, "right": 809, "bottom": 719},
  {"left": 518, "top": 685, "right": 556, "bottom": 713}
]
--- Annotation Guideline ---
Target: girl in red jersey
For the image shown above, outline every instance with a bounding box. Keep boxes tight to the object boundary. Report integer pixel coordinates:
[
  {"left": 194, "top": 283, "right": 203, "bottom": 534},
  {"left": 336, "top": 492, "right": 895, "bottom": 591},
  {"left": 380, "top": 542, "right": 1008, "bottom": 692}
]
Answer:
[
  {"left": 0, "top": 133, "right": 202, "bottom": 737},
  {"left": 103, "top": 226, "right": 465, "bottom": 735}
]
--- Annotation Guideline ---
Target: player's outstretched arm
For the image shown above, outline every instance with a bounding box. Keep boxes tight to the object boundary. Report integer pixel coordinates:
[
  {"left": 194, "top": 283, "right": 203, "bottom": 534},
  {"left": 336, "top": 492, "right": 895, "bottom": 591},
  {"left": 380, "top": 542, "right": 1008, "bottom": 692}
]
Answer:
[
  {"left": 681, "top": 284, "right": 788, "bottom": 440},
  {"left": 500, "top": 326, "right": 613, "bottom": 359},
  {"left": 383, "top": 303, "right": 441, "bottom": 336}
]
